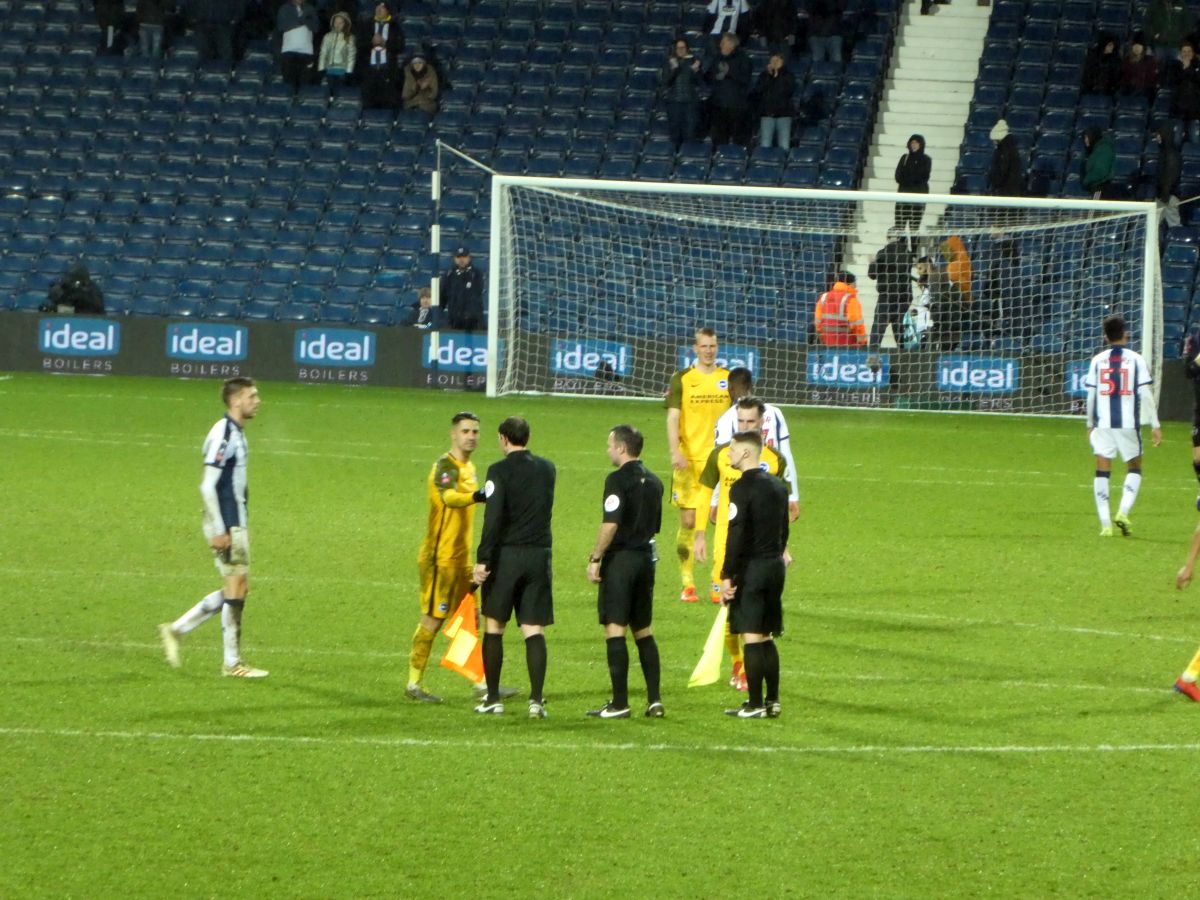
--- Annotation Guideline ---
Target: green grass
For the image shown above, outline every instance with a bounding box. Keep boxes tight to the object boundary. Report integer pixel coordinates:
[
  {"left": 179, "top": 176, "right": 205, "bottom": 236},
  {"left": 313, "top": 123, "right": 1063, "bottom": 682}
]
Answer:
[{"left": 2, "top": 371, "right": 1200, "bottom": 897}]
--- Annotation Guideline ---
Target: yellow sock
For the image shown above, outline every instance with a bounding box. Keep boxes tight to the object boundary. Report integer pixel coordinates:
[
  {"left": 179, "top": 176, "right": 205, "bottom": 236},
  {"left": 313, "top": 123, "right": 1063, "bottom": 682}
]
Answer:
[
  {"left": 408, "top": 624, "right": 435, "bottom": 686},
  {"left": 677, "top": 526, "right": 695, "bottom": 589},
  {"left": 1184, "top": 646, "right": 1200, "bottom": 681},
  {"left": 724, "top": 624, "right": 743, "bottom": 666}
]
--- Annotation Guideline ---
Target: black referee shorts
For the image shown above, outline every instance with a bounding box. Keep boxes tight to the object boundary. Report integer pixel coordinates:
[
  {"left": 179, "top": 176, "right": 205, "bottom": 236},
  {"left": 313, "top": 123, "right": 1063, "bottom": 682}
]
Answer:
[
  {"left": 1192, "top": 418, "right": 1200, "bottom": 448},
  {"left": 597, "top": 548, "right": 655, "bottom": 631},
  {"left": 729, "top": 557, "right": 785, "bottom": 637},
  {"left": 482, "top": 546, "right": 554, "bottom": 627}
]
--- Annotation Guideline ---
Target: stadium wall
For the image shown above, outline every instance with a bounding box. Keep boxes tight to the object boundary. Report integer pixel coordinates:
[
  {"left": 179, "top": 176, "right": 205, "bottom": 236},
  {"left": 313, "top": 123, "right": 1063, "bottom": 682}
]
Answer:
[{"left": 0, "top": 311, "right": 1191, "bottom": 420}]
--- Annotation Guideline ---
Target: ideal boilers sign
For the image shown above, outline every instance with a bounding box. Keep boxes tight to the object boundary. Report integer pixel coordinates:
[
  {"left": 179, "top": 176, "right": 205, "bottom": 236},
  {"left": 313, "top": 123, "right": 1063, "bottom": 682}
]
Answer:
[
  {"left": 806, "top": 350, "right": 888, "bottom": 388},
  {"left": 677, "top": 343, "right": 758, "bottom": 372},
  {"left": 552, "top": 339, "right": 633, "bottom": 377},
  {"left": 421, "top": 331, "right": 494, "bottom": 389},
  {"left": 294, "top": 328, "right": 376, "bottom": 382},
  {"left": 936, "top": 355, "right": 1019, "bottom": 393},
  {"left": 166, "top": 323, "right": 247, "bottom": 377},
  {"left": 38, "top": 317, "right": 120, "bottom": 372}
]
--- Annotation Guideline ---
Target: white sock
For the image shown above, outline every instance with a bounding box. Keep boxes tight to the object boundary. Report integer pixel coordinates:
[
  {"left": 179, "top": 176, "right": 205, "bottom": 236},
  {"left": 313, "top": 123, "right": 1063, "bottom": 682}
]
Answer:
[
  {"left": 172, "top": 591, "right": 224, "bottom": 635},
  {"left": 1093, "top": 475, "right": 1111, "bottom": 527},
  {"left": 221, "top": 601, "right": 243, "bottom": 668},
  {"left": 1118, "top": 472, "right": 1142, "bottom": 517}
]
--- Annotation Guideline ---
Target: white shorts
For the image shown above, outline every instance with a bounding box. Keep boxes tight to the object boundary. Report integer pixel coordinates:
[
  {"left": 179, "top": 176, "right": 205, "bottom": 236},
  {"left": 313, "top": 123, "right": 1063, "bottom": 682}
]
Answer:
[
  {"left": 1090, "top": 427, "right": 1143, "bottom": 462},
  {"left": 209, "top": 525, "right": 250, "bottom": 578}
]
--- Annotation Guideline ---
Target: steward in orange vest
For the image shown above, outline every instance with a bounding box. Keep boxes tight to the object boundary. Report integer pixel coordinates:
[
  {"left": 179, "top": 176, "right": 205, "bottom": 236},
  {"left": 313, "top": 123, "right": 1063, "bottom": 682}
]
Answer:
[{"left": 814, "top": 275, "right": 867, "bottom": 347}]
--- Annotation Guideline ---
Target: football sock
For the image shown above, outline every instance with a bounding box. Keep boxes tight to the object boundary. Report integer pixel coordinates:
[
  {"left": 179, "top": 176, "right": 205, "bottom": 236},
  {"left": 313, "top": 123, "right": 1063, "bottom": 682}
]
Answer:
[
  {"left": 1117, "top": 471, "right": 1141, "bottom": 517},
  {"left": 724, "top": 623, "right": 743, "bottom": 668},
  {"left": 221, "top": 598, "right": 244, "bottom": 668},
  {"left": 1093, "top": 471, "right": 1111, "bottom": 527},
  {"left": 743, "top": 642, "right": 765, "bottom": 708},
  {"left": 1193, "top": 460, "right": 1200, "bottom": 485},
  {"left": 525, "top": 633, "right": 547, "bottom": 704},
  {"left": 482, "top": 633, "right": 503, "bottom": 702},
  {"left": 1183, "top": 647, "right": 1200, "bottom": 682},
  {"left": 606, "top": 636, "right": 629, "bottom": 708},
  {"left": 676, "top": 526, "right": 695, "bottom": 589},
  {"left": 761, "top": 639, "right": 780, "bottom": 704},
  {"left": 408, "top": 624, "right": 436, "bottom": 686},
  {"left": 173, "top": 591, "right": 224, "bottom": 635},
  {"left": 635, "top": 634, "right": 662, "bottom": 704}
]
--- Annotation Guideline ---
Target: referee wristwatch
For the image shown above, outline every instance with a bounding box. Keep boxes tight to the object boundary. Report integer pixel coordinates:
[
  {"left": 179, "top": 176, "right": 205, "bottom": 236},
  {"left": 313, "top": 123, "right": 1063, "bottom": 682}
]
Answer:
[{"left": 589, "top": 555, "right": 601, "bottom": 564}]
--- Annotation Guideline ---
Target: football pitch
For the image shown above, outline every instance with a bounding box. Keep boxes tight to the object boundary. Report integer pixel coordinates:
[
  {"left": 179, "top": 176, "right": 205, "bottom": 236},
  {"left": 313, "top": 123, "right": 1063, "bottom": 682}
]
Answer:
[{"left": 3, "top": 371, "right": 1200, "bottom": 897}]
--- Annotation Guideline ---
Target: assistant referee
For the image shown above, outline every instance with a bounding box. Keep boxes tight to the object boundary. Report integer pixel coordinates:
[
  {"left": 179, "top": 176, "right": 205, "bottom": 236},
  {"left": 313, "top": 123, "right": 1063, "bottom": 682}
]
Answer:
[
  {"left": 719, "top": 429, "right": 791, "bottom": 719},
  {"left": 473, "top": 416, "right": 557, "bottom": 719},
  {"left": 585, "top": 425, "right": 665, "bottom": 719}
]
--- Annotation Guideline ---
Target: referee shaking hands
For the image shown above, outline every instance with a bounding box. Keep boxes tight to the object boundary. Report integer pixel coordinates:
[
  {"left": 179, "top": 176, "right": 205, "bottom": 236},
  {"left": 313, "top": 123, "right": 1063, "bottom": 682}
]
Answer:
[
  {"left": 473, "top": 416, "right": 557, "bottom": 719},
  {"left": 720, "top": 429, "right": 792, "bottom": 719},
  {"left": 585, "top": 425, "right": 666, "bottom": 719}
]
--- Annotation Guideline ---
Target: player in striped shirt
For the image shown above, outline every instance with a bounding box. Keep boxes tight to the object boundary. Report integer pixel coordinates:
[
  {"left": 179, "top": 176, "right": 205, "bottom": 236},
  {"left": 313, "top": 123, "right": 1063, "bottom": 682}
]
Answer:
[
  {"left": 159, "top": 377, "right": 267, "bottom": 678},
  {"left": 1083, "top": 314, "right": 1162, "bottom": 537}
]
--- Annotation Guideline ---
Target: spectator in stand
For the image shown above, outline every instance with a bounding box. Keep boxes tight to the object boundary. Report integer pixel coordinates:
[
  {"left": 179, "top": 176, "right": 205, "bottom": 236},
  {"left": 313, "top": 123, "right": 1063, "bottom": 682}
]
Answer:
[
  {"left": 136, "top": 0, "right": 172, "bottom": 59},
  {"left": 987, "top": 119, "right": 1025, "bottom": 198},
  {"left": 756, "top": 52, "right": 796, "bottom": 149},
  {"left": 1121, "top": 33, "right": 1159, "bottom": 102},
  {"left": 1145, "top": 0, "right": 1195, "bottom": 54},
  {"left": 706, "top": 33, "right": 753, "bottom": 146},
  {"left": 704, "top": 0, "right": 752, "bottom": 55},
  {"left": 661, "top": 38, "right": 704, "bottom": 149},
  {"left": 751, "top": 0, "right": 797, "bottom": 56},
  {"left": 95, "top": 0, "right": 127, "bottom": 55},
  {"left": 275, "top": 0, "right": 317, "bottom": 95},
  {"left": 317, "top": 11, "right": 356, "bottom": 96},
  {"left": 401, "top": 54, "right": 440, "bottom": 114},
  {"left": 893, "top": 134, "right": 930, "bottom": 231},
  {"left": 442, "top": 246, "right": 485, "bottom": 333},
  {"left": 183, "top": 0, "right": 245, "bottom": 64},
  {"left": 867, "top": 229, "right": 914, "bottom": 353},
  {"left": 43, "top": 262, "right": 105, "bottom": 315},
  {"left": 1081, "top": 33, "right": 1122, "bottom": 96},
  {"left": 405, "top": 287, "right": 439, "bottom": 329},
  {"left": 359, "top": 2, "right": 404, "bottom": 111},
  {"left": 813, "top": 273, "right": 866, "bottom": 347},
  {"left": 1081, "top": 127, "right": 1116, "bottom": 198},
  {"left": 916, "top": 256, "right": 965, "bottom": 350},
  {"left": 806, "top": 0, "right": 843, "bottom": 64},
  {"left": 1154, "top": 124, "right": 1183, "bottom": 227},
  {"left": 1168, "top": 42, "right": 1200, "bottom": 145}
]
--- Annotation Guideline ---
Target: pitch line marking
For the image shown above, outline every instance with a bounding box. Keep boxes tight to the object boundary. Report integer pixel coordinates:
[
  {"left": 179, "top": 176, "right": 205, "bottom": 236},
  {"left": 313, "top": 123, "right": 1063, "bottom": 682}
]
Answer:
[{"left": 1, "top": 726, "right": 1197, "bottom": 757}]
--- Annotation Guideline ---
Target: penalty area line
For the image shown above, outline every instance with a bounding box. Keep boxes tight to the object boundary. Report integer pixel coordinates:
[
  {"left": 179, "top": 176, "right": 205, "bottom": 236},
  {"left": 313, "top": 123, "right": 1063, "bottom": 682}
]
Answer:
[{"left": 1, "top": 726, "right": 1199, "bottom": 757}]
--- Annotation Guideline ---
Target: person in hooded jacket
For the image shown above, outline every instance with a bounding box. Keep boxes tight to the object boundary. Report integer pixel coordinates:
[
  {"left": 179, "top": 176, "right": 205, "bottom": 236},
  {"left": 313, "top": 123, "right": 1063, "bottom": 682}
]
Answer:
[
  {"left": 1081, "top": 127, "right": 1116, "bottom": 198},
  {"left": 1081, "top": 33, "right": 1122, "bottom": 95},
  {"left": 44, "top": 262, "right": 105, "bottom": 315},
  {"left": 894, "top": 134, "right": 930, "bottom": 231},
  {"left": 987, "top": 119, "right": 1024, "bottom": 197}
]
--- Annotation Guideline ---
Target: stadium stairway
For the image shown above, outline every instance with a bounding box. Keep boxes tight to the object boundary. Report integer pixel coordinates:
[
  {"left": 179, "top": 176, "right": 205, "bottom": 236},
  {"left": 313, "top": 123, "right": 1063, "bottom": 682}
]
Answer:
[{"left": 844, "top": 0, "right": 990, "bottom": 345}]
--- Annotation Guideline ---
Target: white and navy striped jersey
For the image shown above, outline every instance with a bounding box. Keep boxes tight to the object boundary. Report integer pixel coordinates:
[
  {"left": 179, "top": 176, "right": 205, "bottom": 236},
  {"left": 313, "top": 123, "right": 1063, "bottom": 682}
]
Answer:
[
  {"left": 707, "top": 0, "right": 749, "bottom": 34},
  {"left": 713, "top": 402, "right": 800, "bottom": 502},
  {"left": 202, "top": 415, "right": 248, "bottom": 532},
  {"left": 1083, "top": 345, "right": 1157, "bottom": 429}
]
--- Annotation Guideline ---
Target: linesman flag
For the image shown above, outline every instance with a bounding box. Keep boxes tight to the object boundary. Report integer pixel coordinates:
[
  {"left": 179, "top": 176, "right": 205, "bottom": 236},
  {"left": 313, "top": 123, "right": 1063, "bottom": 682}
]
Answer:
[
  {"left": 688, "top": 605, "right": 729, "bottom": 688},
  {"left": 440, "top": 587, "right": 485, "bottom": 683}
]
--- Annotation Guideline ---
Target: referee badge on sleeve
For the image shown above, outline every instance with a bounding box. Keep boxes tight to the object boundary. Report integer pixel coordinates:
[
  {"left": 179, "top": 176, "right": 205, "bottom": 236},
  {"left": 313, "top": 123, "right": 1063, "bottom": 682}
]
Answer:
[
  {"left": 727, "top": 502, "right": 738, "bottom": 521},
  {"left": 604, "top": 494, "right": 620, "bottom": 512},
  {"left": 485, "top": 480, "right": 495, "bottom": 498}
]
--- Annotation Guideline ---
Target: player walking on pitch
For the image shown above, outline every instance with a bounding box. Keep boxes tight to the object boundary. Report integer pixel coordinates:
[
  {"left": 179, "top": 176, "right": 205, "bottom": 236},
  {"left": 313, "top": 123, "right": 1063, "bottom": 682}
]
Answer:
[
  {"left": 665, "top": 327, "right": 730, "bottom": 602},
  {"left": 159, "top": 377, "right": 267, "bottom": 678},
  {"left": 1083, "top": 314, "right": 1161, "bottom": 537},
  {"left": 585, "top": 425, "right": 666, "bottom": 719}
]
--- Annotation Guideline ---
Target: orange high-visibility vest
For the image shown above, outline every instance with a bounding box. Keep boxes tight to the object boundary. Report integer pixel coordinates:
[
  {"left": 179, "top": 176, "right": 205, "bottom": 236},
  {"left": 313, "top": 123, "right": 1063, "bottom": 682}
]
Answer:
[{"left": 814, "top": 285, "right": 865, "bottom": 346}]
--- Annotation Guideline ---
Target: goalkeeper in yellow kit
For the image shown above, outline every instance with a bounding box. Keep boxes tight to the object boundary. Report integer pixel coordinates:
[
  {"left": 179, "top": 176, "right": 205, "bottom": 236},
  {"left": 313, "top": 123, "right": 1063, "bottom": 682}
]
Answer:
[{"left": 695, "top": 397, "right": 791, "bottom": 691}]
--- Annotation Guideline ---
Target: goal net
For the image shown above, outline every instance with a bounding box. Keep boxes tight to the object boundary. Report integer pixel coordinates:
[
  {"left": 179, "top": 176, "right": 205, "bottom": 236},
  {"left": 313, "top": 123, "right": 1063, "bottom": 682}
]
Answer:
[{"left": 484, "top": 176, "right": 1160, "bottom": 416}]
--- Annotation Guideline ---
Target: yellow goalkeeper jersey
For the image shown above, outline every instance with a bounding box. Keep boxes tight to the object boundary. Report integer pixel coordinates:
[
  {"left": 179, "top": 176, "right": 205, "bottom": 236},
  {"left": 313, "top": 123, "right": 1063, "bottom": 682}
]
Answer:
[
  {"left": 699, "top": 444, "right": 787, "bottom": 571},
  {"left": 664, "top": 365, "right": 731, "bottom": 460},
  {"left": 419, "top": 453, "right": 478, "bottom": 565}
]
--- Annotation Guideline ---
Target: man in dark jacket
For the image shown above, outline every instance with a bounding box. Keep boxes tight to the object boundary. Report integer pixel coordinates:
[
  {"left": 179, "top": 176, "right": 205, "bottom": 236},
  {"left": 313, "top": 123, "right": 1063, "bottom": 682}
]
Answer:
[
  {"left": 755, "top": 52, "right": 796, "bottom": 149},
  {"left": 275, "top": 0, "right": 318, "bottom": 94},
  {"left": 1168, "top": 42, "right": 1200, "bottom": 145},
  {"left": 867, "top": 229, "right": 914, "bottom": 353},
  {"left": 751, "top": 0, "right": 797, "bottom": 55},
  {"left": 1081, "top": 32, "right": 1122, "bottom": 96},
  {"left": 45, "top": 262, "right": 105, "bottom": 315},
  {"left": 987, "top": 119, "right": 1024, "bottom": 197},
  {"left": 359, "top": 1, "right": 404, "bottom": 108},
  {"left": 183, "top": 0, "right": 244, "bottom": 63},
  {"left": 894, "top": 134, "right": 930, "bottom": 230},
  {"left": 1081, "top": 126, "right": 1116, "bottom": 198},
  {"left": 706, "top": 33, "right": 753, "bottom": 146},
  {"left": 661, "top": 38, "right": 703, "bottom": 148},
  {"left": 442, "top": 246, "right": 485, "bottom": 333}
]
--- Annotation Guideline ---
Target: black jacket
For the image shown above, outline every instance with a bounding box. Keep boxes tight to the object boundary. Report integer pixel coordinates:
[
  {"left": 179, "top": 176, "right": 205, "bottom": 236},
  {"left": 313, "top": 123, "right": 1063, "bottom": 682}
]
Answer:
[
  {"left": 601, "top": 460, "right": 663, "bottom": 553},
  {"left": 868, "top": 238, "right": 913, "bottom": 304},
  {"left": 752, "top": 0, "right": 797, "bottom": 43},
  {"left": 477, "top": 450, "right": 556, "bottom": 566},
  {"left": 1081, "top": 35, "right": 1122, "bottom": 95},
  {"left": 358, "top": 12, "right": 405, "bottom": 66},
  {"left": 988, "top": 134, "right": 1024, "bottom": 196},
  {"left": 895, "top": 134, "right": 931, "bottom": 193},
  {"left": 754, "top": 64, "right": 796, "bottom": 117},
  {"left": 721, "top": 468, "right": 789, "bottom": 583},
  {"left": 47, "top": 263, "right": 105, "bottom": 314},
  {"left": 707, "top": 47, "right": 753, "bottom": 110},
  {"left": 1169, "top": 58, "right": 1200, "bottom": 119},
  {"left": 442, "top": 263, "right": 484, "bottom": 320},
  {"left": 1157, "top": 125, "right": 1182, "bottom": 202}
]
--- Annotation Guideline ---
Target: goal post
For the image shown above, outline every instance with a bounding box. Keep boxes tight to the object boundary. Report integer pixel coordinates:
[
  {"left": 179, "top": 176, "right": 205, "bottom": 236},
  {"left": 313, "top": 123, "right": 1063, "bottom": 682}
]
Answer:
[{"left": 485, "top": 175, "right": 1161, "bottom": 416}]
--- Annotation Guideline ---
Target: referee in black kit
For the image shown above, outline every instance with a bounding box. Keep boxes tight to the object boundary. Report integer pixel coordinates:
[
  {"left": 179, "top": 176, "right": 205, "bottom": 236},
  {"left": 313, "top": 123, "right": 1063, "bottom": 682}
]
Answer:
[
  {"left": 472, "top": 416, "right": 556, "bottom": 719},
  {"left": 719, "top": 429, "right": 792, "bottom": 719},
  {"left": 584, "top": 425, "right": 665, "bottom": 720}
]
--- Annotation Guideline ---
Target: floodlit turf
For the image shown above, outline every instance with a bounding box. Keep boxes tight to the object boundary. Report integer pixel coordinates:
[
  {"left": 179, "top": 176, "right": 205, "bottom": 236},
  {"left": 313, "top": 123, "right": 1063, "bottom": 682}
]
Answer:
[{"left": 3, "top": 370, "right": 1200, "bottom": 896}]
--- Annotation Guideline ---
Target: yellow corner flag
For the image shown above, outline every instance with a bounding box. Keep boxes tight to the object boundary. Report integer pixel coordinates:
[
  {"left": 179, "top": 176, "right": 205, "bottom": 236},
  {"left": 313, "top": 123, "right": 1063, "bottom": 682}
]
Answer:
[
  {"left": 440, "top": 588, "right": 485, "bottom": 683},
  {"left": 688, "top": 605, "right": 729, "bottom": 688}
]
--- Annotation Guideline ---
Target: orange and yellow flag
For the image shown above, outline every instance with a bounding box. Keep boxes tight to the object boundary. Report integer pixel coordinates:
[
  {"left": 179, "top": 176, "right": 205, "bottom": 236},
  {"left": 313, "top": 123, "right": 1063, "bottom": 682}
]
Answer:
[{"left": 440, "top": 588, "right": 484, "bottom": 683}]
